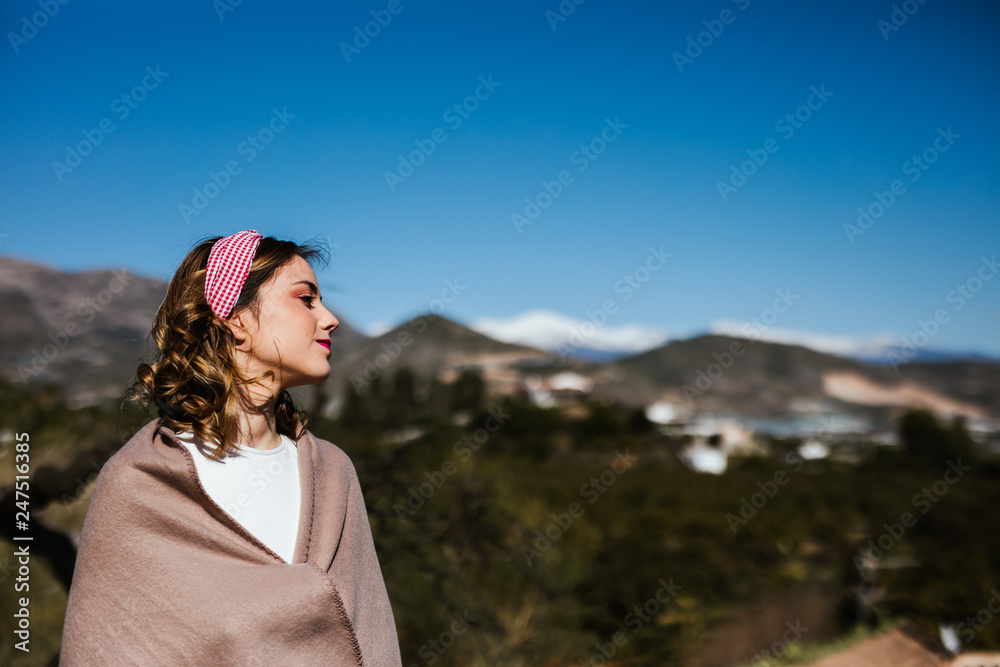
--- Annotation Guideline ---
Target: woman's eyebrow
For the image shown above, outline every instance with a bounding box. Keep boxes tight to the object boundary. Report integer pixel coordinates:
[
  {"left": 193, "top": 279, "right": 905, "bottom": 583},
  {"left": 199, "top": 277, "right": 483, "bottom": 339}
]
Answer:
[{"left": 291, "top": 280, "right": 320, "bottom": 298}]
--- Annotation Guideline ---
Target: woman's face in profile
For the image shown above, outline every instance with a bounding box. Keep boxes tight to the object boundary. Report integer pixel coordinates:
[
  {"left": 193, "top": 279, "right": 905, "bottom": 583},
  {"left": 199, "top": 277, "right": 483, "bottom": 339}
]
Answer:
[{"left": 231, "top": 255, "right": 339, "bottom": 390}]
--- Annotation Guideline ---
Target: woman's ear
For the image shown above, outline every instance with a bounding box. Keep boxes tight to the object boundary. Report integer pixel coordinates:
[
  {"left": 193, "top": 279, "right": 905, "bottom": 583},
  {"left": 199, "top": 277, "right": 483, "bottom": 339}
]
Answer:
[{"left": 223, "top": 309, "right": 253, "bottom": 347}]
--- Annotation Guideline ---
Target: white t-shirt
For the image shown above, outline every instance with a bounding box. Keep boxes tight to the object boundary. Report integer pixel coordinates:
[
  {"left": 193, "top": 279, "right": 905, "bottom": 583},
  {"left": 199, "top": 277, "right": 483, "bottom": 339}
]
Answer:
[{"left": 174, "top": 429, "right": 301, "bottom": 563}]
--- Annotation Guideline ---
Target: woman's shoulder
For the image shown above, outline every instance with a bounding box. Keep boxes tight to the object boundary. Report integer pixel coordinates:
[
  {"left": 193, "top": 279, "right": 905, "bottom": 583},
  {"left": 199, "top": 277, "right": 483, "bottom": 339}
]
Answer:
[
  {"left": 301, "top": 428, "right": 351, "bottom": 459},
  {"left": 80, "top": 419, "right": 191, "bottom": 518},
  {"left": 299, "top": 429, "right": 360, "bottom": 476},
  {"left": 98, "top": 419, "right": 192, "bottom": 485}
]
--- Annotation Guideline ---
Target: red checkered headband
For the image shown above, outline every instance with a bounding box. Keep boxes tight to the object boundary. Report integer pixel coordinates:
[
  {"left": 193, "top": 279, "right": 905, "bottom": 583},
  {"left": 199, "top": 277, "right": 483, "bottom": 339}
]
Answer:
[{"left": 204, "top": 230, "right": 263, "bottom": 319}]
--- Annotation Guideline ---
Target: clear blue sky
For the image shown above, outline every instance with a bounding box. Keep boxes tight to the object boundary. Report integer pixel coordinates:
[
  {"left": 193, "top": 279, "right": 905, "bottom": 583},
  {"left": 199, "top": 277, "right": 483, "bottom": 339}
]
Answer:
[{"left": 2, "top": 0, "right": 999, "bottom": 355}]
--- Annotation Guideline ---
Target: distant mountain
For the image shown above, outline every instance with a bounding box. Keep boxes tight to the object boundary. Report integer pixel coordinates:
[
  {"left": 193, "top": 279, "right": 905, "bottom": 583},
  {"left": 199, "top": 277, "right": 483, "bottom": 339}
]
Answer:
[
  {"left": 2, "top": 257, "right": 997, "bottom": 427},
  {"left": 614, "top": 334, "right": 869, "bottom": 406},
  {"left": 708, "top": 320, "right": 998, "bottom": 367},
  {"left": 470, "top": 309, "right": 671, "bottom": 361},
  {"left": 607, "top": 334, "right": 998, "bottom": 421},
  {"left": 321, "top": 314, "right": 554, "bottom": 414},
  {"left": 474, "top": 311, "right": 999, "bottom": 366},
  {"left": 848, "top": 347, "right": 1000, "bottom": 366},
  {"left": 0, "top": 256, "right": 166, "bottom": 404},
  {"left": 890, "top": 359, "right": 1000, "bottom": 415}
]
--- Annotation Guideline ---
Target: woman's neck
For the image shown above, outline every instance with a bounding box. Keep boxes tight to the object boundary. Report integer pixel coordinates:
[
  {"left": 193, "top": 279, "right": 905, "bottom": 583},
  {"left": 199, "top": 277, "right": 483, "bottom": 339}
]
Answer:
[{"left": 234, "top": 386, "right": 282, "bottom": 450}]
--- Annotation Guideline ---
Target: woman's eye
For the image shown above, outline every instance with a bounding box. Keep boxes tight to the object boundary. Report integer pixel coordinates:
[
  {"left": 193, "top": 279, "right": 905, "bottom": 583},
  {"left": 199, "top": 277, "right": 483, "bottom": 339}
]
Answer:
[{"left": 300, "top": 296, "right": 315, "bottom": 308}]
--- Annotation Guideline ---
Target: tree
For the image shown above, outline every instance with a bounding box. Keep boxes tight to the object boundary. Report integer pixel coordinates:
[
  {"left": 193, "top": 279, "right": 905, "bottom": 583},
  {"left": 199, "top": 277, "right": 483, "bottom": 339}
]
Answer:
[
  {"left": 898, "top": 408, "right": 975, "bottom": 466},
  {"left": 385, "top": 366, "right": 419, "bottom": 425},
  {"left": 449, "top": 368, "right": 484, "bottom": 413}
]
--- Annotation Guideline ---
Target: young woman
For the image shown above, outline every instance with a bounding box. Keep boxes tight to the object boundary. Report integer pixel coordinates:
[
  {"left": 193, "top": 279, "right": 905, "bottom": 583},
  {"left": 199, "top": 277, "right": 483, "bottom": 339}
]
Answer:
[{"left": 61, "top": 230, "right": 403, "bottom": 666}]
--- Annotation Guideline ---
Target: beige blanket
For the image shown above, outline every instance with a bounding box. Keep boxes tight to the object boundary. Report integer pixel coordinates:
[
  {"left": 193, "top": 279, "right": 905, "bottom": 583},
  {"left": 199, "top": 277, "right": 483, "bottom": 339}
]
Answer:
[{"left": 61, "top": 418, "right": 403, "bottom": 666}]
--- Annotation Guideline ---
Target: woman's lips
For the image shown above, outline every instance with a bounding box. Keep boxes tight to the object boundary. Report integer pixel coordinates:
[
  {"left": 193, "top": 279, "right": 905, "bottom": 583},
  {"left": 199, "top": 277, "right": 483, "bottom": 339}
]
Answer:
[{"left": 317, "top": 340, "right": 331, "bottom": 351}]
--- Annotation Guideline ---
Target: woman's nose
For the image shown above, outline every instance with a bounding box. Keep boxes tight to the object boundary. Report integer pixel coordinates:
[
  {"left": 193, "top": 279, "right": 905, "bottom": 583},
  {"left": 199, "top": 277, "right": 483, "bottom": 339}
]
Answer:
[{"left": 321, "top": 305, "right": 339, "bottom": 332}]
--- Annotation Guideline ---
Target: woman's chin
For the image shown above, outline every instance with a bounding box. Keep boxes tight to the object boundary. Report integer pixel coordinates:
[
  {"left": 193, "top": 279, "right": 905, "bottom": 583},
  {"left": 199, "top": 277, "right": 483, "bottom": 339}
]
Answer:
[
  {"left": 309, "top": 366, "right": 332, "bottom": 384},
  {"left": 283, "top": 369, "right": 331, "bottom": 390}
]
